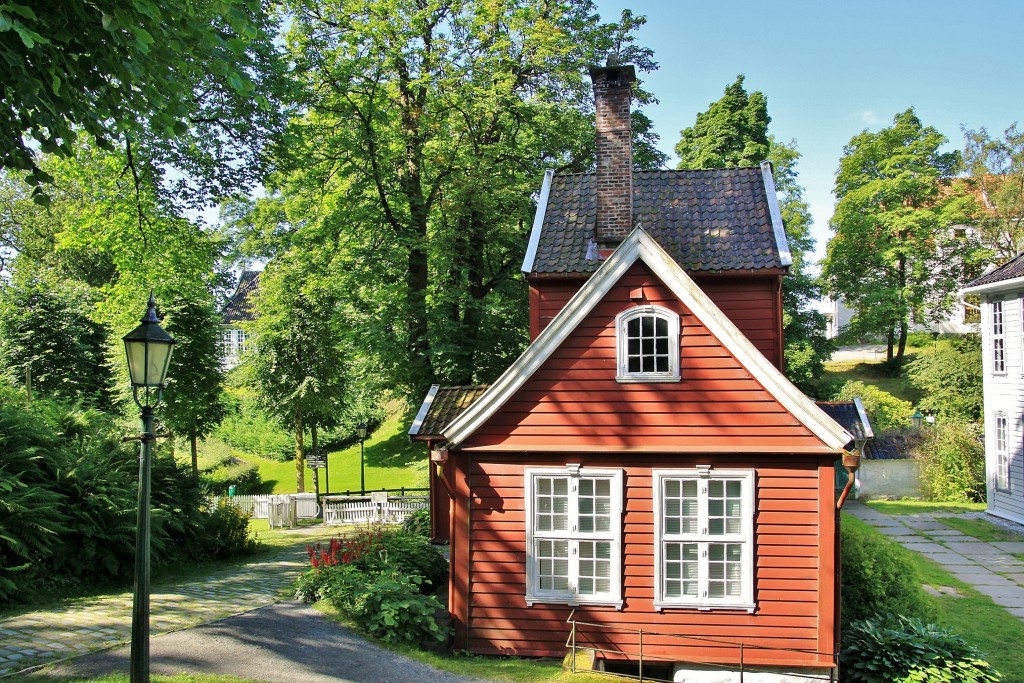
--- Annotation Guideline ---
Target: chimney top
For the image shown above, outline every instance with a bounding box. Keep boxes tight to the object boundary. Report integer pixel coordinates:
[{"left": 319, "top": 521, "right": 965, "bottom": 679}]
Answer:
[{"left": 588, "top": 62, "right": 636, "bottom": 87}]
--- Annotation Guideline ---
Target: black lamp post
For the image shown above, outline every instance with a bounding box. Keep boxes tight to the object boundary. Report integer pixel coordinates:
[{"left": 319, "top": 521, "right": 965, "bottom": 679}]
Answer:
[
  {"left": 123, "top": 294, "right": 175, "bottom": 683},
  {"left": 357, "top": 421, "right": 367, "bottom": 494}
]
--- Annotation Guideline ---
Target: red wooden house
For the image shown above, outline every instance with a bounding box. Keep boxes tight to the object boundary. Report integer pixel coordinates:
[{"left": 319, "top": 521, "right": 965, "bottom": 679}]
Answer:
[{"left": 410, "top": 63, "right": 853, "bottom": 682}]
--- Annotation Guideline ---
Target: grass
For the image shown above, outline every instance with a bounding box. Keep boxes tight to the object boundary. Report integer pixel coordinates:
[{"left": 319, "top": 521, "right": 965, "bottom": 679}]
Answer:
[
  {"left": 198, "top": 407, "right": 429, "bottom": 495},
  {"left": 15, "top": 675, "right": 262, "bottom": 683},
  {"left": 935, "top": 516, "right": 1024, "bottom": 542},
  {"left": 864, "top": 499, "right": 986, "bottom": 515},
  {"left": 841, "top": 513, "right": 1024, "bottom": 682}
]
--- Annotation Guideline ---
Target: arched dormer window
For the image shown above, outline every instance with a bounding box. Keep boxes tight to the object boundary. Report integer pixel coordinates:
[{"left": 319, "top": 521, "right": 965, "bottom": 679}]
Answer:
[{"left": 616, "top": 305, "right": 680, "bottom": 382}]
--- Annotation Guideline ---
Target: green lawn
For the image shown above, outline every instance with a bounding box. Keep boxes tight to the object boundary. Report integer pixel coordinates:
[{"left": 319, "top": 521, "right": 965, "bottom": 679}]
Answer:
[
  {"left": 864, "top": 499, "right": 986, "bottom": 516},
  {"left": 203, "top": 408, "right": 429, "bottom": 495}
]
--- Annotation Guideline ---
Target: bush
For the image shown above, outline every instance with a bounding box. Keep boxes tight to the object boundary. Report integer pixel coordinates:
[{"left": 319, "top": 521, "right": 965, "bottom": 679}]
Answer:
[
  {"left": 841, "top": 613, "right": 1000, "bottom": 682},
  {"left": 346, "top": 572, "right": 447, "bottom": 646},
  {"left": 916, "top": 421, "right": 986, "bottom": 503},
  {"left": 402, "top": 507, "right": 431, "bottom": 539},
  {"left": 213, "top": 405, "right": 294, "bottom": 461},
  {"left": 197, "top": 500, "right": 258, "bottom": 558},
  {"left": 833, "top": 381, "right": 914, "bottom": 433},
  {"left": 906, "top": 335, "right": 983, "bottom": 422},
  {"left": 201, "top": 460, "right": 263, "bottom": 495},
  {"left": 841, "top": 519, "right": 932, "bottom": 629}
]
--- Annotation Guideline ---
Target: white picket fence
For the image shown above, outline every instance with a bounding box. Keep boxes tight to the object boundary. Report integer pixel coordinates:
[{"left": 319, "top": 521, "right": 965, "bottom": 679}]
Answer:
[
  {"left": 213, "top": 492, "right": 427, "bottom": 528},
  {"left": 322, "top": 493, "right": 428, "bottom": 526}
]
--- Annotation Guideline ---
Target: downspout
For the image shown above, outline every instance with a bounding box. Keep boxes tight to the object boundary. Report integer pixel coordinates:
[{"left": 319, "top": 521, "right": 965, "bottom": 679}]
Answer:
[{"left": 835, "top": 449, "right": 861, "bottom": 510}]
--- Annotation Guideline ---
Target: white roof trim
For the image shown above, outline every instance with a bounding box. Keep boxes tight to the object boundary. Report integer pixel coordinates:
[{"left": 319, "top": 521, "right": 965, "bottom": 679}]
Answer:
[
  {"left": 760, "top": 161, "right": 793, "bottom": 268},
  {"left": 444, "top": 227, "right": 852, "bottom": 450},
  {"left": 408, "top": 384, "right": 440, "bottom": 437},
  {"left": 961, "top": 274, "right": 1024, "bottom": 297},
  {"left": 521, "top": 169, "right": 554, "bottom": 274},
  {"left": 853, "top": 397, "right": 874, "bottom": 440}
]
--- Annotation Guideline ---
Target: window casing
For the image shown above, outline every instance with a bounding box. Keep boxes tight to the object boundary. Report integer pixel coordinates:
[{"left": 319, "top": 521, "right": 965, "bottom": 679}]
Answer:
[
  {"left": 616, "top": 305, "right": 680, "bottom": 383},
  {"left": 525, "top": 466, "right": 623, "bottom": 607},
  {"left": 653, "top": 468, "right": 755, "bottom": 612},
  {"left": 992, "top": 301, "right": 1005, "bottom": 374},
  {"left": 995, "top": 413, "right": 1010, "bottom": 492}
]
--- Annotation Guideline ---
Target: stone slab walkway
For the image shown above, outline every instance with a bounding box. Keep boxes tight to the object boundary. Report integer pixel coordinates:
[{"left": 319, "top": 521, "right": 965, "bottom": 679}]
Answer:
[
  {"left": 844, "top": 502, "right": 1024, "bottom": 620},
  {"left": 0, "top": 527, "right": 336, "bottom": 677}
]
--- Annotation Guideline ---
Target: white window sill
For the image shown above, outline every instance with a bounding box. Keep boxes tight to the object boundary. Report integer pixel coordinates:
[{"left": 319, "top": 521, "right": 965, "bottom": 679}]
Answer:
[
  {"left": 654, "top": 600, "right": 756, "bottom": 614},
  {"left": 616, "top": 375, "right": 680, "bottom": 384},
  {"left": 527, "top": 596, "right": 624, "bottom": 609}
]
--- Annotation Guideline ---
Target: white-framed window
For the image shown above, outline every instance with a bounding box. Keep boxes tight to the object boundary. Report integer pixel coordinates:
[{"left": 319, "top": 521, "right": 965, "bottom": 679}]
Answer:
[
  {"left": 653, "top": 467, "right": 755, "bottom": 612},
  {"left": 616, "top": 305, "right": 680, "bottom": 383},
  {"left": 219, "top": 327, "right": 250, "bottom": 367},
  {"left": 1019, "top": 299, "right": 1023, "bottom": 375},
  {"left": 525, "top": 466, "right": 623, "bottom": 607},
  {"left": 995, "top": 413, "right": 1009, "bottom": 492},
  {"left": 992, "top": 301, "right": 1005, "bottom": 374}
]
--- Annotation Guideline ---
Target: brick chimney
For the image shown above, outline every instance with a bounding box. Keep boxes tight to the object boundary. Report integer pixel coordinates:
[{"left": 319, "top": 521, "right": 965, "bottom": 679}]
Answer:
[{"left": 589, "top": 58, "right": 636, "bottom": 251}]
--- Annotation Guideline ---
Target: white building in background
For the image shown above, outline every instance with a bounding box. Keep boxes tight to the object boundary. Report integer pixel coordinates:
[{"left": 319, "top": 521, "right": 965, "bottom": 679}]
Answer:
[
  {"left": 962, "top": 254, "right": 1024, "bottom": 525},
  {"left": 220, "top": 270, "right": 260, "bottom": 368}
]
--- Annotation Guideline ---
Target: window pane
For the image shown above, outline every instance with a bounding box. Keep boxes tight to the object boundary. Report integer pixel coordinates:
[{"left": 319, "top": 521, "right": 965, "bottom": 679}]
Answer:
[
  {"left": 656, "top": 338, "right": 668, "bottom": 355},
  {"left": 537, "top": 539, "right": 569, "bottom": 591},
  {"left": 536, "top": 477, "right": 569, "bottom": 532},
  {"left": 628, "top": 318, "right": 639, "bottom": 336},
  {"left": 656, "top": 317, "right": 667, "bottom": 336},
  {"left": 578, "top": 541, "right": 612, "bottom": 595},
  {"left": 642, "top": 316, "right": 654, "bottom": 336}
]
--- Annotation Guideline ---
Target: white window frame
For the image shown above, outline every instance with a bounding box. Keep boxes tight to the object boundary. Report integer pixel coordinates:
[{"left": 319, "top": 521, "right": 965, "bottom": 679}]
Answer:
[
  {"left": 524, "top": 465, "right": 623, "bottom": 607},
  {"left": 1019, "top": 299, "right": 1024, "bottom": 376},
  {"left": 615, "top": 305, "right": 681, "bottom": 383},
  {"left": 653, "top": 467, "right": 756, "bottom": 612},
  {"left": 992, "top": 301, "right": 1006, "bottom": 374},
  {"left": 995, "top": 413, "right": 1010, "bottom": 492}
]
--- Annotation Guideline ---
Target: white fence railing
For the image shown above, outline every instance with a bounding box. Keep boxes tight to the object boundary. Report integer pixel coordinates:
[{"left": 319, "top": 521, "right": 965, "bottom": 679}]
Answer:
[
  {"left": 213, "top": 493, "right": 320, "bottom": 528},
  {"left": 322, "top": 493, "right": 428, "bottom": 526}
]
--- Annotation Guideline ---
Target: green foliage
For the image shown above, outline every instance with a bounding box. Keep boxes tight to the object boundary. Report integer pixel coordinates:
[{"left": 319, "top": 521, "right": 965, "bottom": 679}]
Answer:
[
  {"left": 822, "top": 108, "right": 983, "bottom": 368},
  {"left": 0, "top": 0, "right": 288, "bottom": 208},
  {"left": 402, "top": 507, "right": 432, "bottom": 540},
  {"left": 201, "top": 460, "right": 263, "bottom": 496},
  {"left": 834, "top": 381, "right": 914, "bottom": 433},
  {"left": 906, "top": 336, "right": 983, "bottom": 422},
  {"left": 915, "top": 422, "right": 986, "bottom": 503},
  {"left": 840, "top": 519, "right": 933, "bottom": 629},
  {"left": 214, "top": 404, "right": 294, "bottom": 461},
  {"left": 347, "top": 572, "right": 448, "bottom": 646},
  {"left": 841, "top": 614, "right": 1000, "bottom": 683},
  {"left": 675, "top": 75, "right": 770, "bottom": 169},
  {"left": 962, "top": 124, "right": 1024, "bottom": 260},
  {"left": 349, "top": 529, "right": 449, "bottom": 594},
  {"left": 0, "top": 268, "right": 115, "bottom": 407},
  {"left": 197, "top": 500, "right": 259, "bottom": 559}
]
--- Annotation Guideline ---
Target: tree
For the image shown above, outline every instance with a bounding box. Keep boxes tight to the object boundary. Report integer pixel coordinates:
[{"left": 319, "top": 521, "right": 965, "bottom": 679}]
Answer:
[
  {"left": 160, "top": 294, "right": 229, "bottom": 474},
  {"left": 0, "top": 268, "right": 114, "bottom": 407},
  {"left": 241, "top": 254, "right": 351, "bottom": 493},
  {"left": 674, "top": 75, "right": 770, "bottom": 169},
  {"left": 0, "top": 0, "right": 289, "bottom": 208},
  {"left": 675, "top": 78, "right": 831, "bottom": 389},
  {"left": 962, "top": 123, "right": 1024, "bottom": 260},
  {"left": 906, "top": 335, "right": 983, "bottom": 422},
  {"left": 822, "top": 109, "right": 979, "bottom": 368},
  {"left": 272, "top": 0, "right": 660, "bottom": 395}
]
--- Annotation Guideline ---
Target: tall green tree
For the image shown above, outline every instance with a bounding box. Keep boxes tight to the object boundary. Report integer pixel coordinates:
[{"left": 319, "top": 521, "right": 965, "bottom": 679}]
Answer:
[
  {"left": 161, "top": 294, "right": 228, "bottom": 474},
  {"left": 0, "top": 0, "right": 289, "bottom": 208},
  {"left": 675, "top": 77, "right": 830, "bottom": 389},
  {"left": 962, "top": 123, "right": 1024, "bottom": 260},
  {"left": 0, "top": 268, "right": 114, "bottom": 407},
  {"left": 271, "top": 0, "right": 660, "bottom": 395},
  {"left": 241, "top": 254, "right": 351, "bottom": 493},
  {"left": 674, "top": 75, "right": 770, "bottom": 169},
  {"left": 822, "top": 109, "right": 978, "bottom": 368}
]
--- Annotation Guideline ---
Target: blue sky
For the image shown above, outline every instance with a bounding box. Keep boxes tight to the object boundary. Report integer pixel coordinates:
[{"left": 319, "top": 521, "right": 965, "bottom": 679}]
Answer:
[{"left": 595, "top": 0, "right": 1024, "bottom": 262}]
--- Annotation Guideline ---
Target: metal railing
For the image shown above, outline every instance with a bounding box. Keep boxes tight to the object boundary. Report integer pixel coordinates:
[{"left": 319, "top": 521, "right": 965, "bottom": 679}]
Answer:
[{"left": 565, "top": 611, "right": 837, "bottom": 683}]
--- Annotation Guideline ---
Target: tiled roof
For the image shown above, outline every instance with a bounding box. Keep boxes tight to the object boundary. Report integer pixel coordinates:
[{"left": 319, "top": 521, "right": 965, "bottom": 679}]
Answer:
[
  {"left": 865, "top": 433, "right": 921, "bottom": 461},
  {"left": 816, "top": 401, "right": 873, "bottom": 443},
  {"left": 409, "top": 385, "right": 489, "bottom": 439},
  {"left": 965, "top": 252, "right": 1024, "bottom": 289},
  {"left": 528, "top": 168, "right": 788, "bottom": 275},
  {"left": 221, "top": 270, "right": 260, "bottom": 324}
]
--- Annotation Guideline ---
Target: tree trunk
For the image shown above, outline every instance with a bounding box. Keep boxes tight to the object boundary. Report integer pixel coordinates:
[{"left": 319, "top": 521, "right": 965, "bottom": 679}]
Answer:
[
  {"left": 294, "top": 406, "right": 305, "bottom": 493},
  {"left": 311, "top": 423, "right": 320, "bottom": 496},
  {"left": 895, "top": 319, "right": 909, "bottom": 368},
  {"left": 189, "top": 427, "right": 199, "bottom": 476},
  {"left": 886, "top": 326, "right": 895, "bottom": 363}
]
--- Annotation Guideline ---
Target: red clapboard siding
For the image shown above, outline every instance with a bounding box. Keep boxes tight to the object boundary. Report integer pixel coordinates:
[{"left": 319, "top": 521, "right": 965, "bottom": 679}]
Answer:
[
  {"left": 462, "top": 264, "right": 815, "bottom": 453},
  {"left": 530, "top": 270, "right": 782, "bottom": 367},
  {"left": 454, "top": 455, "right": 835, "bottom": 669}
]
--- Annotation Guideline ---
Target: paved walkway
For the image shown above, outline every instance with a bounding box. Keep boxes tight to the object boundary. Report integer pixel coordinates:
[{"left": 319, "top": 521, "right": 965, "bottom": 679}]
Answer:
[
  {"left": 0, "top": 527, "right": 334, "bottom": 677},
  {"left": 845, "top": 502, "right": 1024, "bottom": 619}
]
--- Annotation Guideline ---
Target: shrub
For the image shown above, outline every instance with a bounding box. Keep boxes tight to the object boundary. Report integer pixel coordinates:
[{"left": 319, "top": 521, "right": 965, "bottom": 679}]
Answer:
[
  {"left": 402, "top": 507, "right": 432, "bottom": 539},
  {"left": 349, "top": 528, "right": 448, "bottom": 594},
  {"left": 841, "top": 519, "right": 932, "bottom": 629},
  {"left": 833, "top": 381, "right": 914, "bottom": 433},
  {"left": 841, "top": 613, "right": 1000, "bottom": 682},
  {"left": 346, "top": 572, "right": 448, "bottom": 646},
  {"left": 197, "top": 500, "right": 258, "bottom": 558},
  {"left": 906, "top": 335, "right": 983, "bottom": 422},
  {"left": 916, "top": 421, "right": 986, "bottom": 503},
  {"left": 214, "top": 409, "right": 293, "bottom": 461},
  {"left": 201, "top": 460, "right": 263, "bottom": 495}
]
